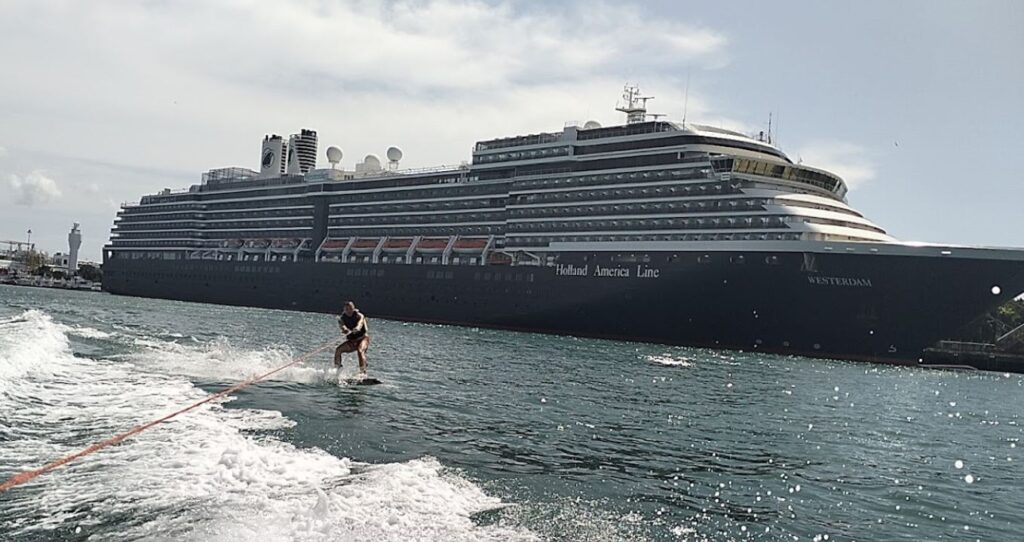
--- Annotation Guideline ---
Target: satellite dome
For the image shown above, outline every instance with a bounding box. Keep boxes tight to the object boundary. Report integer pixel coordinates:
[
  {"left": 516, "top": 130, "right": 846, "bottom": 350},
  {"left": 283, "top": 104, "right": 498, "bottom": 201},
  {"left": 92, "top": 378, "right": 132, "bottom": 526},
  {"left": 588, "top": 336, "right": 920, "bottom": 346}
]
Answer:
[
  {"left": 363, "top": 154, "right": 381, "bottom": 170},
  {"left": 386, "top": 146, "right": 403, "bottom": 162},
  {"left": 583, "top": 120, "right": 602, "bottom": 129},
  {"left": 326, "top": 146, "right": 343, "bottom": 164}
]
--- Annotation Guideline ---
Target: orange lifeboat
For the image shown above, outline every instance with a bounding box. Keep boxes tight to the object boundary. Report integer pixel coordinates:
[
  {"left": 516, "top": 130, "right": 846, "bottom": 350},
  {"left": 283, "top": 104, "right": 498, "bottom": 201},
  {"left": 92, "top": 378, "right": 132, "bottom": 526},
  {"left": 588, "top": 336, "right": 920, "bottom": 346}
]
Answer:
[
  {"left": 415, "top": 238, "right": 449, "bottom": 253},
  {"left": 320, "top": 238, "right": 349, "bottom": 251},
  {"left": 487, "top": 252, "right": 513, "bottom": 265},
  {"left": 382, "top": 238, "right": 414, "bottom": 252},
  {"left": 350, "top": 238, "right": 381, "bottom": 252},
  {"left": 452, "top": 237, "right": 488, "bottom": 253}
]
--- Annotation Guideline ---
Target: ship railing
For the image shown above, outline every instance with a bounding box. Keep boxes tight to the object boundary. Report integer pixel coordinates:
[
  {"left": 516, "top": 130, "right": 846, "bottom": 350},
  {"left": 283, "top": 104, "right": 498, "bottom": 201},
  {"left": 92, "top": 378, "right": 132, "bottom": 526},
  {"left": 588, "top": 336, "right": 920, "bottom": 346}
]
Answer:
[
  {"left": 996, "top": 322, "right": 1024, "bottom": 353},
  {"left": 933, "top": 340, "right": 998, "bottom": 354},
  {"left": 391, "top": 164, "right": 467, "bottom": 176}
]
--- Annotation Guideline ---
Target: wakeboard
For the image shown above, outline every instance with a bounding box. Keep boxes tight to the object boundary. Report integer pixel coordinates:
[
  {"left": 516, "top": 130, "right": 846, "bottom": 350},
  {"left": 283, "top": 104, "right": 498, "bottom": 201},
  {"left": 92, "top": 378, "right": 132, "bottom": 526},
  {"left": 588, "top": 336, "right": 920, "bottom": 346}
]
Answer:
[{"left": 342, "top": 377, "right": 382, "bottom": 386}]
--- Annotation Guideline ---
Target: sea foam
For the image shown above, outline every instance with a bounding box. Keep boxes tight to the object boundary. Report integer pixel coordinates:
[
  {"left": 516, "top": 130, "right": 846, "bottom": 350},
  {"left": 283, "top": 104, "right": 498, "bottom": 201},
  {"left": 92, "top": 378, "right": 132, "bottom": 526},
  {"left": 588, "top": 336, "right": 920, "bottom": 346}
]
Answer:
[{"left": 0, "top": 310, "right": 531, "bottom": 541}]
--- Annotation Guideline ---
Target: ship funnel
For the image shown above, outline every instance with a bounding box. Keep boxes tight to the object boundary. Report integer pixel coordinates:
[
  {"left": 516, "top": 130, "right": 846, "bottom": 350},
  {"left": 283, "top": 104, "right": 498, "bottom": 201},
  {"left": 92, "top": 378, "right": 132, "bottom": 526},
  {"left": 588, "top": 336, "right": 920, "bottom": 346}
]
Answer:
[{"left": 259, "top": 135, "right": 287, "bottom": 179}]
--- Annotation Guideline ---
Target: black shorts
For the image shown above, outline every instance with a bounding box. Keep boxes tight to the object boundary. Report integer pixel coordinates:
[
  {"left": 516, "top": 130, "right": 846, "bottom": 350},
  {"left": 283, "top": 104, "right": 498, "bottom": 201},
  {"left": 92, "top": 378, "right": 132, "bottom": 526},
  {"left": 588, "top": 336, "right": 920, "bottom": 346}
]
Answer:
[{"left": 343, "top": 334, "right": 370, "bottom": 350}]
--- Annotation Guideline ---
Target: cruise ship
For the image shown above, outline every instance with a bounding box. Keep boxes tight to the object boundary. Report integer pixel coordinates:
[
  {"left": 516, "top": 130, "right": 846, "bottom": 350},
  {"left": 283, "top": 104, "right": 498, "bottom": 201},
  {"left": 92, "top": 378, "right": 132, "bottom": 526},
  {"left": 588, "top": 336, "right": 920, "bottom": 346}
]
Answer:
[{"left": 103, "top": 86, "right": 1024, "bottom": 365}]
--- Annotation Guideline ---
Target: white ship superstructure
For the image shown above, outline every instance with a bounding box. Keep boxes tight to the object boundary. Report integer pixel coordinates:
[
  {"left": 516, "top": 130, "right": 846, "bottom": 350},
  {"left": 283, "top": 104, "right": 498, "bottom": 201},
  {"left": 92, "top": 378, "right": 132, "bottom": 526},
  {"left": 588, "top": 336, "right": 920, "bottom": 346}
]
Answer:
[{"left": 108, "top": 87, "right": 894, "bottom": 266}]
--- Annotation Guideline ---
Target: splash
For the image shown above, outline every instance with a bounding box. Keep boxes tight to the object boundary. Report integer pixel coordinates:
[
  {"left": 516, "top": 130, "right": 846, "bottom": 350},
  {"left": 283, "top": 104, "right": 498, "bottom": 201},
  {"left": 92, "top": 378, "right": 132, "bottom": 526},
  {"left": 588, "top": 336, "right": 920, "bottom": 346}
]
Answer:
[
  {"left": 128, "top": 334, "right": 338, "bottom": 385},
  {"left": 646, "top": 354, "right": 694, "bottom": 367},
  {"left": 0, "top": 311, "right": 533, "bottom": 541}
]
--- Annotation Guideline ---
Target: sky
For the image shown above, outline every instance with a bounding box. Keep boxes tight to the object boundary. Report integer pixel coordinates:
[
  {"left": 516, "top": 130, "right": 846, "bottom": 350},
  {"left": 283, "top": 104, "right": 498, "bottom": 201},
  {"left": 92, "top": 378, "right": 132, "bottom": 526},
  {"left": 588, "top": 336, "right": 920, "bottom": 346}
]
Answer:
[{"left": 1, "top": 0, "right": 1021, "bottom": 262}]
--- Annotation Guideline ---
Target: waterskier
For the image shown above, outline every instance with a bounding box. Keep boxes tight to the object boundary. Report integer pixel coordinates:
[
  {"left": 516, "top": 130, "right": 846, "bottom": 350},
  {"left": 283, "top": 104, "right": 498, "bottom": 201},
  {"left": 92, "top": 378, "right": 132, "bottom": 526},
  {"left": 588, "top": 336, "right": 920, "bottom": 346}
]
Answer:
[{"left": 334, "top": 301, "right": 370, "bottom": 374}]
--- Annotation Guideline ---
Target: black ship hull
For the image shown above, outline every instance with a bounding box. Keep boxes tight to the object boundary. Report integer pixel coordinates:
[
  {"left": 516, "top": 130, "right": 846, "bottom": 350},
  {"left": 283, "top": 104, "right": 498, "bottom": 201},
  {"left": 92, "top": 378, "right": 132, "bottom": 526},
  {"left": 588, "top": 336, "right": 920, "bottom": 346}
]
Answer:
[{"left": 102, "top": 249, "right": 1024, "bottom": 365}]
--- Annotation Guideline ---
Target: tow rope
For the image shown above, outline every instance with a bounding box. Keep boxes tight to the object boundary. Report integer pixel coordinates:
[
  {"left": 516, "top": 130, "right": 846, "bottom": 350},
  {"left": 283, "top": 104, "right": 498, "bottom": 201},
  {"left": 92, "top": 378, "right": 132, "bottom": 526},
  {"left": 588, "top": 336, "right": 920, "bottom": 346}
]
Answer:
[{"left": 0, "top": 339, "right": 338, "bottom": 494}]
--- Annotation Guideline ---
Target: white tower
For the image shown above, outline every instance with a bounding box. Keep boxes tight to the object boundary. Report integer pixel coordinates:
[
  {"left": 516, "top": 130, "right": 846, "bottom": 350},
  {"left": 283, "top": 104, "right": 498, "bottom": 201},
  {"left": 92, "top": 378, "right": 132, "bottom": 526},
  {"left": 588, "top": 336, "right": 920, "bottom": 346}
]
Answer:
[{"left": 68, "top": 223, "right": 81, "bottom": 275}]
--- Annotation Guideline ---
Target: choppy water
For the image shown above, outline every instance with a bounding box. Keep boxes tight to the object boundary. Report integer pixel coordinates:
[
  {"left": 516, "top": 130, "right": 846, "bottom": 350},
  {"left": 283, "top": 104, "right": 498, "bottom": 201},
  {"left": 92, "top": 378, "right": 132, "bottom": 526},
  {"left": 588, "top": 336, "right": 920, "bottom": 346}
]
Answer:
[{"left": 2, "top": 285, "right": 1023, "bottom": 541}]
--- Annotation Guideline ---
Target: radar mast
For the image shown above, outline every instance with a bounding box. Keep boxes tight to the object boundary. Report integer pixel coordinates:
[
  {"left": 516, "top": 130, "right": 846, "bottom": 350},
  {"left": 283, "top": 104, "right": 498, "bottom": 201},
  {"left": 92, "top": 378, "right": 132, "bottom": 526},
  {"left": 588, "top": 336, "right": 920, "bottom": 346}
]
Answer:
[{"left": 616, "top": 84, "right": 654, "bottom": 124}]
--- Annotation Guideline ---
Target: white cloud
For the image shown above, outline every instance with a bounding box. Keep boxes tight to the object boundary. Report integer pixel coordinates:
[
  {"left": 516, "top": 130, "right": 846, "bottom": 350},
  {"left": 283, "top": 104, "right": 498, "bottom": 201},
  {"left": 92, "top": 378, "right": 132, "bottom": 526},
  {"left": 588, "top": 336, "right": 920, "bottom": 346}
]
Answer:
[
  {"left": 0, "top": 146, "right": 7, "bottom": 158},
  {"left": 0, "top": 2, "right": 731, "bottom": 176},
  {"left": 0, "top": 0, "right": 740, "bottom": 262},
  {"left": 8, "top": 170, "right": 63, "bottom": 206},
  {"left": 794, "top": 141, "right": 876, "bottom": 189}
]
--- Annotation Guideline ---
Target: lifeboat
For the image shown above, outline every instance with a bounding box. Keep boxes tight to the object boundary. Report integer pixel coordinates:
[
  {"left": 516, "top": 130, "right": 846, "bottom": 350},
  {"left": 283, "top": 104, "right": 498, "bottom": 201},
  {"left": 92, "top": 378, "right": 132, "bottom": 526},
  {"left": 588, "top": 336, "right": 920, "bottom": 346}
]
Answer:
[
  {"left": 487, "top": 252, "right": 513, "bottom": 265},
  {"left": 220, "top": 238, "right": 243, "bottom": 249},
  {"left": 244, "top": 238, "right": 270, "bottom": 249},
  {"left": 350, "top": 238, "right": 381, "bottom": 252},
  {"left": 452, "top": 237, "right": 488, "bottom": 253},
  {"left": 415, "top": 237, "right": 450, "bottom": 253},
  {"left": 270, "top": 238, "right": 301, "bottom": 250},
  {"left": 320, "top": 238, "right": 349, "bottom": 251},
  {"left": 382, "top": 238, "right": 414, "bottom": 253}
]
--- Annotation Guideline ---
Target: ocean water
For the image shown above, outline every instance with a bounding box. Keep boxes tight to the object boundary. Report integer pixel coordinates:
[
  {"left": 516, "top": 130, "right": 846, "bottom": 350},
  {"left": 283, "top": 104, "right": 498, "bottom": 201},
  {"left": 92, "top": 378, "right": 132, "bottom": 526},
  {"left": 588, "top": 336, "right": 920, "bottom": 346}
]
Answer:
[{"left": 1, "top": 285, "right": 1023, "bottom": 541}]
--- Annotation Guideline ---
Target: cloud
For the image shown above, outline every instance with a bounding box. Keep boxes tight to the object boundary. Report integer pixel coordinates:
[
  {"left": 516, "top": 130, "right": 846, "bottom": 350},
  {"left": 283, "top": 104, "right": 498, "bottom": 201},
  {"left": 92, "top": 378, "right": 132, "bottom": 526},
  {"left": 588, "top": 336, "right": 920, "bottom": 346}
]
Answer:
[
  {"left": 0, "top": 0, "right": 738, "bottom": 262},
  {"left": 794, "top": 141, "right": 876, "bottom": 189},
  {"left": 8, "top": 170, "right": 63, "bottom": 206},
  {"left": 117, "top": 1, "right": 728, "bottom": 93},
  {"left": 0, "top": 146, "right": 7, "bottom": 158},
  {"left": 0, "top": 2, "right": 731, "bottom": 174},
  {"left": 0, "top": 2, "right": 728, "bottom": 101}
]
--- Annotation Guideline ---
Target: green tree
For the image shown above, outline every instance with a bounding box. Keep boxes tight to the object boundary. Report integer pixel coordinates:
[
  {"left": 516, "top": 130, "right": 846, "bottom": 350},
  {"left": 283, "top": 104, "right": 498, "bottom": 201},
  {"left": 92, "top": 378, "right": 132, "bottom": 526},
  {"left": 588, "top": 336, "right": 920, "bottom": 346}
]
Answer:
[
  {"left": 997, "top": 299, "right": 1024, "bottom": 329},
  {"left": 78, "top": 263, "right": 102, "bottom": 282}
]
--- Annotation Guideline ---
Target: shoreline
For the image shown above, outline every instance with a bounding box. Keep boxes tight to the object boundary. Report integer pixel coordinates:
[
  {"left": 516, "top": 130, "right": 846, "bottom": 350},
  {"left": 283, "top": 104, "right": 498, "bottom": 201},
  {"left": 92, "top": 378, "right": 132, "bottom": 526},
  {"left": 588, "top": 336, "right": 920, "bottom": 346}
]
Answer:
[{"left": 0, "top": 279, "right": 102, "bottom": 293}]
